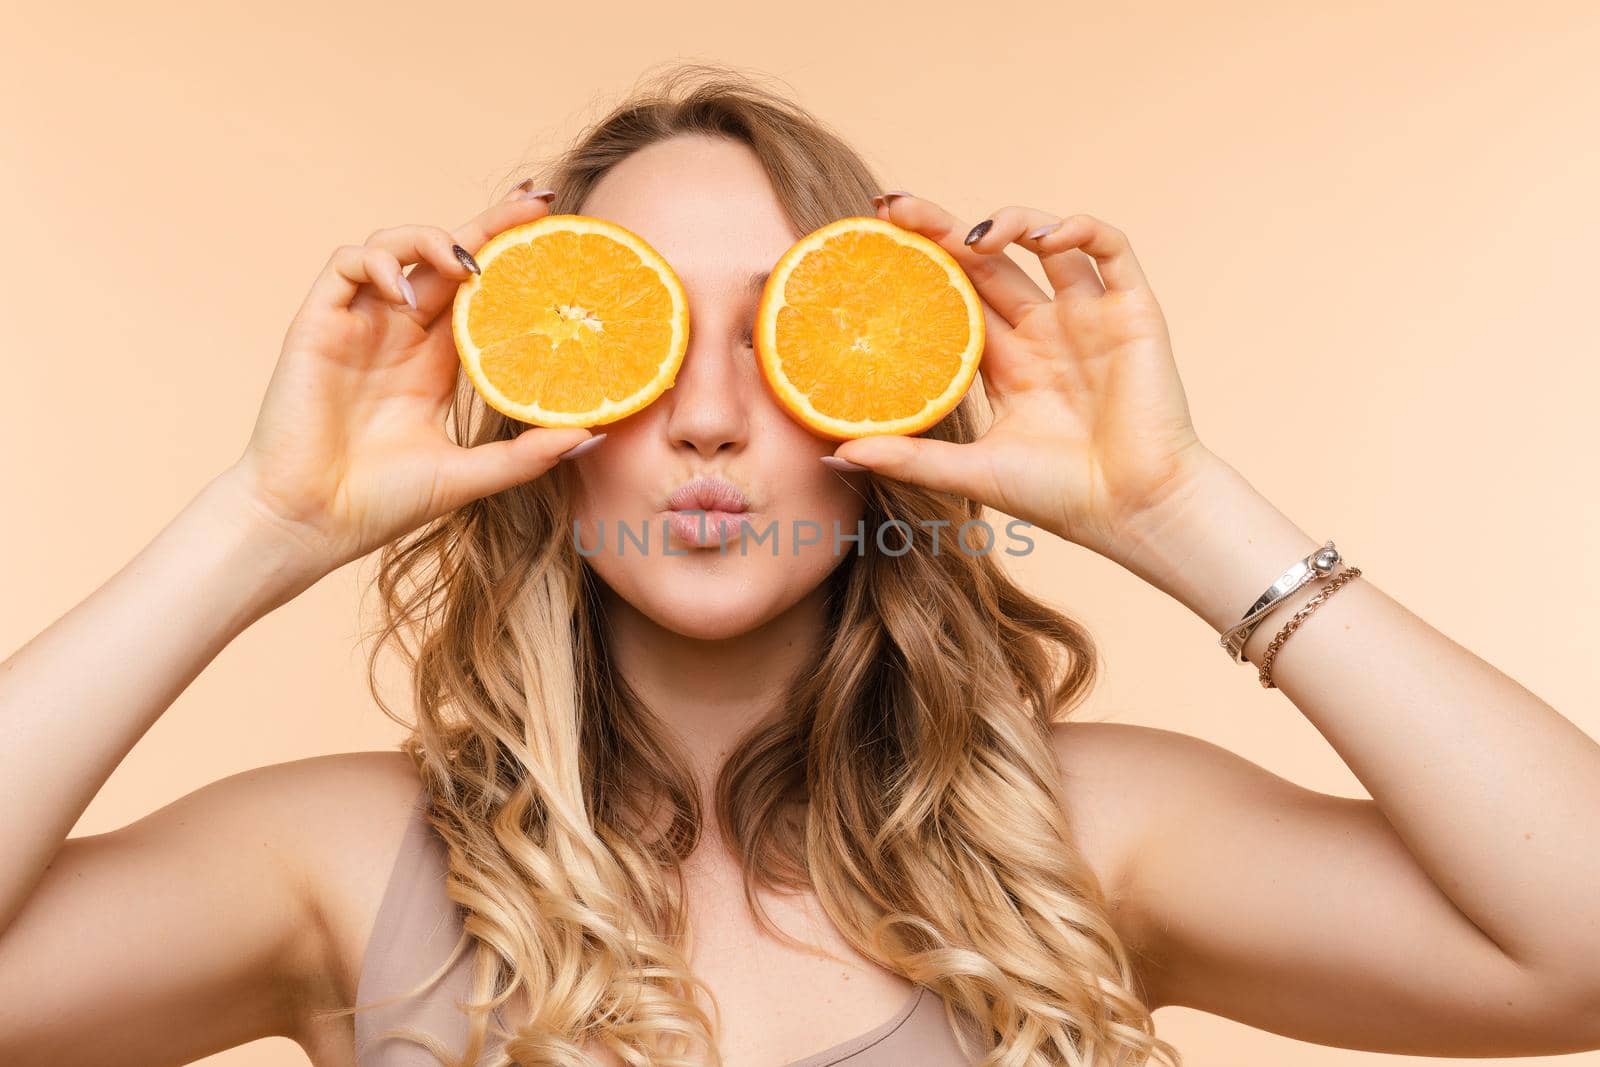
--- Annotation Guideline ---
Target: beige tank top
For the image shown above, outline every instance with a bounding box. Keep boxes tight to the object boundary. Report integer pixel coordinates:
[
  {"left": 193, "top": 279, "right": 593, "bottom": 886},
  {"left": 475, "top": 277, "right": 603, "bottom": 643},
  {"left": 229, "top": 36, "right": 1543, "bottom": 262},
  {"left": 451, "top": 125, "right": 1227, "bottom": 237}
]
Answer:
[{"left": 355, "top": 785, "right": 983, "bottom": 1066}]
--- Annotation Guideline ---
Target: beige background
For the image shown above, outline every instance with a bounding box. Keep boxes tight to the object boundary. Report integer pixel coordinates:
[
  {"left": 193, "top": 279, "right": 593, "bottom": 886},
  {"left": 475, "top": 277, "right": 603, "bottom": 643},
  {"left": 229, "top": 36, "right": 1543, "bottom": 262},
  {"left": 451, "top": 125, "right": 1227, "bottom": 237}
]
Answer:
[{"left": 4, "top": 2, "right": 1598, "bottom": 1064}]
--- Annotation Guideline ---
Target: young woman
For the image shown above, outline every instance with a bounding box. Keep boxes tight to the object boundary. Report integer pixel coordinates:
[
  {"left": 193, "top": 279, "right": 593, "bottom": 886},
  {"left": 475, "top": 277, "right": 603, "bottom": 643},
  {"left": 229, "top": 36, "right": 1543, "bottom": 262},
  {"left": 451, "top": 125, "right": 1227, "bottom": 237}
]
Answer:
[{"left": 3, "top": 67, "right": 1598, "bottom": 1067}]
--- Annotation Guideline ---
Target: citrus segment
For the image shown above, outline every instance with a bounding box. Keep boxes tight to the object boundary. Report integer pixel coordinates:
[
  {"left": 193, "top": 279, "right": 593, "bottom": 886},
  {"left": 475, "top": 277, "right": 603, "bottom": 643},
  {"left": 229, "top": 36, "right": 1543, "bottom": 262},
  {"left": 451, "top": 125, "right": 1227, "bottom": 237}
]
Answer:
[
  {"left": 755, "top": 216, "right": 985, "bottom": 440},
  {"left": 452, "top": 215, "right": 689, "bottom": 427}
]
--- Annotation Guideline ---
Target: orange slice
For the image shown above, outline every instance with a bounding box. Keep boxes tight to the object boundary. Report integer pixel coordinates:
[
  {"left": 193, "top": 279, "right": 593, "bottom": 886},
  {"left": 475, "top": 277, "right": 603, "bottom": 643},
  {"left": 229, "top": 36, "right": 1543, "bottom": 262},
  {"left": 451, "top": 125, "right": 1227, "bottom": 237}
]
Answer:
[
  {"left": 452, "top": 214, "right": 689, "bottom": 427},
  {"left": 754, "top": 215, "right": 985, "bottom": 441}
]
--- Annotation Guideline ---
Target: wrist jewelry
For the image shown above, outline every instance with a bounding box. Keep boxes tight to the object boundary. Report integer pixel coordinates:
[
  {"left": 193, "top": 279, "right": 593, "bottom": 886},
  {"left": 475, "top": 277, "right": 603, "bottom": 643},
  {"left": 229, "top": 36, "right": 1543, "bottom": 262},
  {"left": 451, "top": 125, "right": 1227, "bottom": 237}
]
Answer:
[
  {"left": 1219, "top": 540, "right": 1342, "bottom": 664},
  {"left": 1257, "top": 566, "right": 1363, "bottom": 688}
]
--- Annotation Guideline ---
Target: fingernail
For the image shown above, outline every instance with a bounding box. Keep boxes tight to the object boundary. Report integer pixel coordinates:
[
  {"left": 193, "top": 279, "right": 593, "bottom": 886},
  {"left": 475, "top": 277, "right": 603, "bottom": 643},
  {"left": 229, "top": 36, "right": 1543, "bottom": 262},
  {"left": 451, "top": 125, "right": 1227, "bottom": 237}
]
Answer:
[
  {"left": 871, "top": 190, "right": 913, "bottom": 208},
  {"left": 396, "top": 272, "right": 417, "bottom": 311},
  {"left": 453, "top": 244, "right": 481, "bottom": 275},
  {"left": 963, "top": 219, "right": 994, "bottom": 246},
  {"left": 820, "top": 455, "right": 869, "bottom": 472},
  {"left": 559, "top": 433, "right": 606, "bottom": 461},
  {"left": 513, "top": 184, "right": 558, "bottom": 202},
  {"left": 1025, "top": 222, "right": 1062, "bottom": 240}
]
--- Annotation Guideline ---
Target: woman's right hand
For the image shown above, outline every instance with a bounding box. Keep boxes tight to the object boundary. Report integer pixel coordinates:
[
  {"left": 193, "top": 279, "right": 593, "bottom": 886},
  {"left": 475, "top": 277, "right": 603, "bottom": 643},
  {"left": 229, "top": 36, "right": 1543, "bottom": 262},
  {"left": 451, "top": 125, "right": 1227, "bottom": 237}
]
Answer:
[{"left": 225, "top": 186, "right": 597, "bottom": 576}]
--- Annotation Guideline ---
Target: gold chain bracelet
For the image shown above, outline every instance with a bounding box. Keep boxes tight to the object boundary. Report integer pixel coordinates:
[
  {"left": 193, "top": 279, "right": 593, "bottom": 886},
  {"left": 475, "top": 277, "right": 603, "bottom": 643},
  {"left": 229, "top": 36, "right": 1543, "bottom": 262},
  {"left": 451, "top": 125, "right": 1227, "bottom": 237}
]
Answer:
[{"left": 1257, "top": 566, "right": 1363, "bottom": 688}]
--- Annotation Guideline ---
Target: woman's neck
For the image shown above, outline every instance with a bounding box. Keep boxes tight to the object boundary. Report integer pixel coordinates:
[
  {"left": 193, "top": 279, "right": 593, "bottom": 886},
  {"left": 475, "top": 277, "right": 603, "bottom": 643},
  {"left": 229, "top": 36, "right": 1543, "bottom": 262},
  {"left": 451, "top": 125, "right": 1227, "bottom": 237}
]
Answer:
[{"left": 599, "top": 581, "right": 831, "bottom": 789}]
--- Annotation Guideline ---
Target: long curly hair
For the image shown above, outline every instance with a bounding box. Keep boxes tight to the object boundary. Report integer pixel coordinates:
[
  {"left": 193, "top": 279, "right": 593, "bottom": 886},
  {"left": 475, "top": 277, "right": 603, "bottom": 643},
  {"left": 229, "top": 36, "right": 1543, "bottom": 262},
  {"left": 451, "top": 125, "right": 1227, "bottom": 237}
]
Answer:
[{"left": 312, "top": 60, "right": 1179, "bottom": 1067}]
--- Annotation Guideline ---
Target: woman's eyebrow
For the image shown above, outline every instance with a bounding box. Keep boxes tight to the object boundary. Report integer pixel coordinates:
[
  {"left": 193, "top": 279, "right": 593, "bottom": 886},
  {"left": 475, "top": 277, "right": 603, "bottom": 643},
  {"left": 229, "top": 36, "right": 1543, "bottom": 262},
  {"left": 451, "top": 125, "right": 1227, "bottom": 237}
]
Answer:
[{"left": 746, "top": 269, "right": 771, "bottom": 294}]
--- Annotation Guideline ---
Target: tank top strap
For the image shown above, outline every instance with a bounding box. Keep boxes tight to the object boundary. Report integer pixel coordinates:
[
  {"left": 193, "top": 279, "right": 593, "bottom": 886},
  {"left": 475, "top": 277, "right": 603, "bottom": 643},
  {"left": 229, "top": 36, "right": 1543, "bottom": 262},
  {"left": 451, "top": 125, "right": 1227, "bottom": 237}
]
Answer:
[{"left": 354, "top": 785, "right": 506, "bottom": 1065}]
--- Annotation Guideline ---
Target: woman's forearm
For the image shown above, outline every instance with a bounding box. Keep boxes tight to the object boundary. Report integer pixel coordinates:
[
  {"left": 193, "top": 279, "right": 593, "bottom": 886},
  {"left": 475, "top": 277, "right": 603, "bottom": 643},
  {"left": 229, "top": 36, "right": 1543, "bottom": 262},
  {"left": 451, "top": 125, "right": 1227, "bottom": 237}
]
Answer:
[
  {"left": 1115, "top": 448, "right": 1600, "bottom": 990},
  {"left": 0, "top": 467, "right": 327, "bottom": 935}
]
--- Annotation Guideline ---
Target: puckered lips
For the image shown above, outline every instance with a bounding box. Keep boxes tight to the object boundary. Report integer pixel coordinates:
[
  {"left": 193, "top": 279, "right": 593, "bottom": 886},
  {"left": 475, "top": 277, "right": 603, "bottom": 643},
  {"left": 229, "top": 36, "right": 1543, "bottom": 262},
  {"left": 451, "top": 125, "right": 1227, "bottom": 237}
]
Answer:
[{"left": 664, "top": 475, "right": 753, "bottom": 548}]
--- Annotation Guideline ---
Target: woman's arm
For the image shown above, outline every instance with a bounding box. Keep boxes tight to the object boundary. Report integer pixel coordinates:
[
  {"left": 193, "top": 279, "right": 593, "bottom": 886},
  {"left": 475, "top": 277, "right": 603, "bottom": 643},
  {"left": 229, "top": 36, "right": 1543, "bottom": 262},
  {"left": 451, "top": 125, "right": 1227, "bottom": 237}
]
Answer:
[
  {"left": 1091, "top": 447, "right": 1600, "bottom": 1049},
  {"left": 0, "top": 469, "right": 340, "bottom": 1062},
  {"left": 835, "top": 193, "right": 1600, "bottom": 1052},
  {"left": 0, "top": 468, "right": 322, "bottom": 934},
  {"left": 1119, "top": 447, "right": 1600, "bottom": 991},
  {"left": 1, "top": 185, "right": 592, "bottom": 1062}
]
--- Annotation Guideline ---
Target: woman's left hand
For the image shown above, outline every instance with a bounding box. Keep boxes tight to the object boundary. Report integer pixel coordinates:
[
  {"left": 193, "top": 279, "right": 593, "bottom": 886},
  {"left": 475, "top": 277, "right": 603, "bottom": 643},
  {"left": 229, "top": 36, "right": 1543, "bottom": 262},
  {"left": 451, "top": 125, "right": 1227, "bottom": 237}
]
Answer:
[{"left": 829, "top": 193, "right": 1218, "bottom": 563}]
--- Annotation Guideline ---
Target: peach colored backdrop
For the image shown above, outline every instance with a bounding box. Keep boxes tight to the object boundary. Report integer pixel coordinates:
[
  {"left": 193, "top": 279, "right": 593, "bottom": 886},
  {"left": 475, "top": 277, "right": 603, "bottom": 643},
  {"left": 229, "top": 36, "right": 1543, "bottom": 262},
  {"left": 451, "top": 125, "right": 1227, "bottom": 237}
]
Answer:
[{"left": 4, "top": 2, "right": 1597, "bottom": 1065}]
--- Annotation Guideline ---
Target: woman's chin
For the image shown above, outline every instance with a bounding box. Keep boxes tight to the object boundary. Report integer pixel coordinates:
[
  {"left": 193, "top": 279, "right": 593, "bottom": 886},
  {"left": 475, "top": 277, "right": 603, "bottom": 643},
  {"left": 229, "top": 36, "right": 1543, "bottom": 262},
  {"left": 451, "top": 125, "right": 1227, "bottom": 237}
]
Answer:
[
  {"left": 637, "top": 596, "right": 775, "bottom": 641},
  {"left": 603, "top": 567, "right": 807, "bottom": 641}
]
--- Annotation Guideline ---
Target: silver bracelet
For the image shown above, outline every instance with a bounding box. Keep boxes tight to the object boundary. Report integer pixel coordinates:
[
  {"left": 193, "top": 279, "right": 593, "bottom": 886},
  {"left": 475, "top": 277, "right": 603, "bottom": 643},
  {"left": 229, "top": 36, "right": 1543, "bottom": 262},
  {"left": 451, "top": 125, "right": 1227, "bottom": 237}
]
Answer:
[{"left": 1219, "top": 540, "right": 1342, "bottom": 663}]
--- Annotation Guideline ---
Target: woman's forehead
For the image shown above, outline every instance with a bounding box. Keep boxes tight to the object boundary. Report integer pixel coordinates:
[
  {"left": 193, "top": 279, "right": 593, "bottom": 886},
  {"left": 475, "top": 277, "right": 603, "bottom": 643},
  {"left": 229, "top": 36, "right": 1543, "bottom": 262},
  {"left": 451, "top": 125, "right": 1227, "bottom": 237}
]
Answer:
[
  {"left": 578, "top": 139, "right": 799, "bottom": 288},
  {"left": 594, "top": 210, "right": 793, "bottom": 301}
]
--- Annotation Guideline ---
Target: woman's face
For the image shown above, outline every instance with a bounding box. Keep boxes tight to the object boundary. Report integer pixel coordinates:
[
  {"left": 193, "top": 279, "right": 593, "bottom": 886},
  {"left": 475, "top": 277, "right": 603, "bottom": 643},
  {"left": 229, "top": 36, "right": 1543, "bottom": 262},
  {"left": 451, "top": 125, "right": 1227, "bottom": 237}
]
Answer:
[{"left": 569, "top": 134, "right": 867, "bottom": 641}]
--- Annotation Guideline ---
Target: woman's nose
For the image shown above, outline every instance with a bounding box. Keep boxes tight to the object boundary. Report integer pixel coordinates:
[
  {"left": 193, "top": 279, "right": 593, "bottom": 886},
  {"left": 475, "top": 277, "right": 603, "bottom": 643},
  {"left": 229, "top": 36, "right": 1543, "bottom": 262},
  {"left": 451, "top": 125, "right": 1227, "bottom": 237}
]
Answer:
[{"left": 662, "top": 333, "right": 751, "bottom": 457}]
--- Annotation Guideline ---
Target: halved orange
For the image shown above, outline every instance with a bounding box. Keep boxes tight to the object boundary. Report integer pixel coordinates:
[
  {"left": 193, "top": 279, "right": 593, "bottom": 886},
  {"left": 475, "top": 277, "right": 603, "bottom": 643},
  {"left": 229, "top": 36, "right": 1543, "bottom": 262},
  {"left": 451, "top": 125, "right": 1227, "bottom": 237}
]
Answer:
[
  {"left": 452, "top": 214, "right": 689, "bottom": 427},
  {"left": 754, "top": 215, "right": 985, "bottom": 441}
]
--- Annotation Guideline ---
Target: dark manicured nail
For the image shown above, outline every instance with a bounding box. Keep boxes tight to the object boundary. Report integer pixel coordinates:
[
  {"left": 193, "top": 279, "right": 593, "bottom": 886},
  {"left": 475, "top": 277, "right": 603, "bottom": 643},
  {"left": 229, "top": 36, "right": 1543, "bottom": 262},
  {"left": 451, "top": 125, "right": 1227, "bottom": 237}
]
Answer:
[
  {"left": 821, "top": 455, "right": 869, "bottom": 472},
  {"left": 453, "top": 244, "right": 481, "bottom": 275},
  {"left": 507, "top": 179, "right": 557, "bottom": 202},
  {"left": 559, "top": 433, "right": 606, "bottom": 461},
  {"left": 963, "top": 219, "right": 994, "bottom": 246}
]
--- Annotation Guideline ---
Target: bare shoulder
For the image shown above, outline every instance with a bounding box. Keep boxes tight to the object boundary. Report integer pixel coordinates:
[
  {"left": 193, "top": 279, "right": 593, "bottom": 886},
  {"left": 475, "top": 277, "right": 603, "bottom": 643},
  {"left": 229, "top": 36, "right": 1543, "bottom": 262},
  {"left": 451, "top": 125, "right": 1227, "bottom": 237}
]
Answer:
[
  {"left": 1048, "top": 718, "right": 1311, "bottom": 859},
  {"left": 1049, "top": 718, "right": 1304, "bottom": 868},
  {"left": 0, "top": 748, "right": 423, "bottom": 1065},
  {"left": 148, "top": 747, "right": 427, "bottom": 1039},
  {"left": 1045, "top": 722, "right": 1163, "bottom": 930},
  {"left": 144, "top": 747, "right": 426, "bottom": 1022},
  {"left": 266, "top": 750, "right": 426, "bottom": 1018},
  {"left": 1047, "top": 721, "right": 1202, "bottom": 1005},
  {"left": 1047, "top": 719, "right": 1320, "bottom": 1007},
  {"left": 1047, "top": 721, "right": 1184, "bottom": 882}
]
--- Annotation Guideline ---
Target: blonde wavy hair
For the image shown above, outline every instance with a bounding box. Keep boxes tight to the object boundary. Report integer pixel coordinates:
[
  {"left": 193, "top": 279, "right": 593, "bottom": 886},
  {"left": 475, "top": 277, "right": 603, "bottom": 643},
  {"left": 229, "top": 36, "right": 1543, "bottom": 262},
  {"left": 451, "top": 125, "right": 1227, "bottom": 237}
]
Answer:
[{"left": 313, "top": 61, "right": 1180, "bottom": 1067}]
